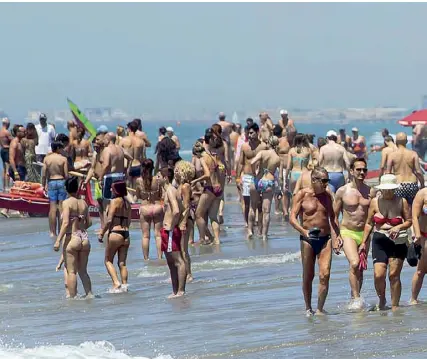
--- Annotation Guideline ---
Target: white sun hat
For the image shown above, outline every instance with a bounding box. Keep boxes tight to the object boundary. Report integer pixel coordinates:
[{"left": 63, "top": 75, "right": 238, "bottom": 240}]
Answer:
[
  {"left": 166, "top": 126, "right": 174, "bottom": 132},
  {"left": 280, "top": 109, "right": 288, "bottom": 115},
  {"left": 326, "top": 130, "right": 337, "bottom": 137},
  {"left": 375, "top": 174, "right": 399, "bottom": 190}
]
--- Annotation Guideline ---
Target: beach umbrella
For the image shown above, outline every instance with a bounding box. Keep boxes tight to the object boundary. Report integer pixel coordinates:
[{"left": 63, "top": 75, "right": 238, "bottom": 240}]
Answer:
[
  {"left": 67, "top": 98, "right": 97, "bottom": 141},
  {"left": 398, "top": 110, "right": 427, "bottom": 127}
]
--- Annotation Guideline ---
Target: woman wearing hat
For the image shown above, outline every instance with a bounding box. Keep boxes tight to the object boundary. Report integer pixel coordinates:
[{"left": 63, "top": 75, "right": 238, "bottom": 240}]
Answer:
[{"left": 359, "top": 174, "right": 412, "bottom": 311}]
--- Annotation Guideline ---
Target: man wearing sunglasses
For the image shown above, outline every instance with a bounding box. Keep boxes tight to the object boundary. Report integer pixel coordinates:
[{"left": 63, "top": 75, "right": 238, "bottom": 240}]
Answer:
[
  {"left": 290, "top": 167, "right": 342, "bottom": 316},
  {"left": 334, "top": 158, "right": 375, "bottom": 308}
]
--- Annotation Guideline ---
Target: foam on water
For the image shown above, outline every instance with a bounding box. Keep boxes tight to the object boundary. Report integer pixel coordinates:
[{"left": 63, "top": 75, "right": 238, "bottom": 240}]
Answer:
[
  {"left": 0, "top": 341, "right": 173, "bottom": 359},
  {"left": 136, "top": 252, "right": 300, "bottom": 279}
]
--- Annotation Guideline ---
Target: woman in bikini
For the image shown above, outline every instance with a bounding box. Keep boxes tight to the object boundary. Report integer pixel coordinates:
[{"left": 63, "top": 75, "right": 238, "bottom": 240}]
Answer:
[
  {"left": 410, "top": 188, "right": 427, "bottom": 304},
  {"left": 98, "top": 181, "right": 132, "bottom": 292},
  {"left": 211, "top": 124, "right": 231, "bottom": 225},
  {"left": 73, "top": 127, "right": 92, "bottom": 171},
  {"left": 53, "top": 176, "right": 93, "bottom": 298},
  {"left": 136, "top": 159, "right": 164, "bottom": 260},
  {"left": 359, "top": 174, "right": 412, "bottom": 311},
  {"left": 191, "top": 128, "right": 225, "bottom": 245},
  {"left": 251, "top": 136, "right": 283, "bottom": 240},
  {"left": 174, "top": 160, "right": 196, "bottom": 281},
  {"left": 190, "top": 141, "right": 213, "bottom": 245},
  {"left": 286, "top": 134, "right": 311, "bottom": 195}
]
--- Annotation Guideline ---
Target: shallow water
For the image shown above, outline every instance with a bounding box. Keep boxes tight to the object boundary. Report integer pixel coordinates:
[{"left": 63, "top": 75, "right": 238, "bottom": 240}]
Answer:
[{"left": 0, "top": 189, "right": 426, "bottom": 359}]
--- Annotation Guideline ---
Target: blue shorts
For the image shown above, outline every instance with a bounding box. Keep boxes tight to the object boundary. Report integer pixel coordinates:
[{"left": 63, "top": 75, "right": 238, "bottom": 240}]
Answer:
[
  {"left": 102, "top": 173, "right": 126, "bottom": 200},
  {"left": 48, "top": 179, "right": 67, "bottom": 202},
  {"left": 328, "top": 172, "right": 345, "bottom": 193}
]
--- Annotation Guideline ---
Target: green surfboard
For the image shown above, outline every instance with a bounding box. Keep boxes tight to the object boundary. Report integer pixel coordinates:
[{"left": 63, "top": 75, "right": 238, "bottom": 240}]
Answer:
[{"left": 67, "top": 98, "right": 97, "bottom": 142}]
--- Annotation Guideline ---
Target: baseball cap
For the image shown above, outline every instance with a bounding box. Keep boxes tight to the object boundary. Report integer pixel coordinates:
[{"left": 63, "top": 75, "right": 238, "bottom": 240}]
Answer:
[
  {"left": 39, "top": 113, "right": 47, "bottom": 120},
  {"left": 218, "top": 112, "right": 226, "bottom": 118},
  {"left": 352, "top": 127, "right": 359, "bottom": 132},
  {"left": 166, "top": 126, "right": 174, "bottom": 132},
  {"left": 326, "top": 130, "right": 337, "bottom": 138},
  {"left": 97, "top": 125, "right": 109, "bottom": 132},
  {"left": 280, "top": 109, "right": 288, "bottom": 115},
  {"left": 1, "top": 117, "right": 9, "bottom": 124}
]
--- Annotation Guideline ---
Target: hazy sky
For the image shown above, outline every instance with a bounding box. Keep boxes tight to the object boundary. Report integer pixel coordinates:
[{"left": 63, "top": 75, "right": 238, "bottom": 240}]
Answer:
[{"left": 1, "top": 3, "right": 426, "bottom": 118}]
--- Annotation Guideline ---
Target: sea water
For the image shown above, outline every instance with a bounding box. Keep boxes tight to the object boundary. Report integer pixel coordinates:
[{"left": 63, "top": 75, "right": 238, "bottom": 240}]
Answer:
[{"left": 0, "top": 118, "right": 424, "bottom": 358}]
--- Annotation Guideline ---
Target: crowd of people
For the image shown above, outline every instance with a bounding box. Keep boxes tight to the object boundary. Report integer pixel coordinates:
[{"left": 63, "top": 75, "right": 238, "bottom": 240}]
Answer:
[{"left": 1, "top": 111, "right": 427, "bottom": 315}]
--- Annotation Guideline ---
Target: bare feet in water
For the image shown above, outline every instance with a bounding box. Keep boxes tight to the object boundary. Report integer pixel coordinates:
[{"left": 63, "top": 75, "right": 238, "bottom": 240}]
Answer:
[{"left": 168, "top": 291, "right": 185, "bottom": 299}]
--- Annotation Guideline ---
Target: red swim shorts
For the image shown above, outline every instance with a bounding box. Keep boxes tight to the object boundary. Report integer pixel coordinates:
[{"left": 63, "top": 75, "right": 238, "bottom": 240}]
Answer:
[{"left": 160, "top": 227, "right": 182, "bottom": 253}]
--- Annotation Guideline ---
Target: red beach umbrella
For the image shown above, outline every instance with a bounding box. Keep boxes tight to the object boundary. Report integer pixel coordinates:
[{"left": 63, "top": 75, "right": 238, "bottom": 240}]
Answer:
[{"left": 398, "top": 110, "right": 427, "bottom": 127}]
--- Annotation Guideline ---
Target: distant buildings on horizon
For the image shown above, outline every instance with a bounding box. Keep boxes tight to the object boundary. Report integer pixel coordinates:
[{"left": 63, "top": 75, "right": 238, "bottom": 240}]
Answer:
[{"left": 3, "top": 94, "right": 427, "bottom": 125}]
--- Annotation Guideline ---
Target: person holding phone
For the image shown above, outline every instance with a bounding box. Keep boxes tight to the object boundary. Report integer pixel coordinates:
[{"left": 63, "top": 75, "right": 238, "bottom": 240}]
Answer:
[
  {"left": 290, "top": 166, "right": 342, "bottom": 316},
  {"left": 359, "top": 174, "right": 412, "bottom": 311}
]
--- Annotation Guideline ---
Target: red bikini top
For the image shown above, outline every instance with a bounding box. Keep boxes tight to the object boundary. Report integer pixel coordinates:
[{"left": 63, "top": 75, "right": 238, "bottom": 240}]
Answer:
[{"left": 373, "top": 215, "right": 403, "bottom": 226}]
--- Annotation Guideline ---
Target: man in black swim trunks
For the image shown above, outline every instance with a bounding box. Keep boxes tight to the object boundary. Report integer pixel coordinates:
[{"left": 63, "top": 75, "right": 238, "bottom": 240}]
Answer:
[
  {"left": 290, "top": 166, "right": 342, "bottom": 316},
  {"left": 0, "top": 118, "right": 13, "bottom": 192}
]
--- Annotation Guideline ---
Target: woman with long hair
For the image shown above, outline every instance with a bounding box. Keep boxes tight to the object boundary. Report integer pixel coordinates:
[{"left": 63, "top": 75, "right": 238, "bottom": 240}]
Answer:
[
  {"left": 191, "top": 127, "right": 225, "bottom": 244},
  {"left": 174, "top": 160, "right": 196, "bottom": 281},
  {"left": 211, "top": 124, "right": 231, "bottom": 225},
  {"left": 136, "top": 158, "right": 164, "bottom": 259},
  {"left": 359, "top": 174, "right": 412, "bottom": 311},
  {"left": 98, "top": 180, "right": 132, "bottom": 292},
  {"left": 190, "top": 141, "right": 212, "bottom": 244},
  {"left": 155, "top": 136, "right": 181, "bottom": 173},
  {"left": 286, "top": 133, "right": 311, "bottom": 195},
  {"left": 54, "top": 176, "right": 93, "bottom": 298},
  {"left": 21, "top": 122, "right": 40, "bottom": 183}
]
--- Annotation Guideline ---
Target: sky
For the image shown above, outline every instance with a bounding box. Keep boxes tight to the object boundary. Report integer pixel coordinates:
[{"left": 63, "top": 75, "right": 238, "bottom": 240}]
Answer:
[{"left": 1, "top": 3, "right": 427, "bottom": 119}]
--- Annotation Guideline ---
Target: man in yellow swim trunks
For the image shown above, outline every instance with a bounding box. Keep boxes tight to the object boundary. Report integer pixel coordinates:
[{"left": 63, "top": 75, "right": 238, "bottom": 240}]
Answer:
[{"left": 334, "top": 158, "right": 375, "bottom": 305}]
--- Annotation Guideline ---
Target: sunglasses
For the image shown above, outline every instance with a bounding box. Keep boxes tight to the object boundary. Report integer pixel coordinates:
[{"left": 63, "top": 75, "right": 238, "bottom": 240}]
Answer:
[
  {"left": 314, "top": 177, "right": 330, "bottom": 184},
  {"left": 354, "top": 168, "right": 368, "bottom": 173}
]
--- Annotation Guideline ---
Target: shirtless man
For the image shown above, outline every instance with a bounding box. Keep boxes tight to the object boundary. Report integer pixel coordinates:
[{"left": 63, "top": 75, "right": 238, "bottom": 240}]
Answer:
[
  {"left": 42, "top": 141, "right": 68, "bottom": 238},
  {"left": 350, "top": 128, "right": 367, "bottom": 159},
  {"left": 133, "top": 118, "right": 151, "bottom": 149},
  {"left": 166, "top": 127, "right": 181, "bottom": 150},
  {"left": 337, "top": 129, "right": 352, "bottom": 150},
  {"left": 67, "top": 121, "right": 78, "bottom": 144},
  {"left": 273, "top": 125, "right": 291, "bottom": 219},
  {"left": 120, "top": 120, "right": 145, "bottom": 189},
  {"left": 99, "top": 133, "right": 131, "bottom": 208},
  {"left": 290, "top": 167, "right": 342, "bottom": 316},
  {"left": 334, "top": 158, "right": 375, "bottom": 305},
  {"left": 84, "top": 131, "right": 108, "bottom": 230},
  {"left": 413, "top": 124, "right": 427, "bottom": 161},
  {"left": 379, "top": 136, "right": 397, "bottom": 178},
  {"left": 259, "top": 112, "right": 274, "bottom": 143},
  {"left": 159, "top": 167, "right": 186, "bottom": 298},
  {"left": 237, "top": 123, "right": 268, "bottom": 232},
  {"left": 278, "top": 110, "right": 293, "bottom": 132},
  {"left": 229, "top": 124, "right": 240, "bottom": 173},
  {"left": 9, "top": 125, "right": 27, "bottom": 182},
  {"left": 217, "top": 112, "right": 233, "bottom": 144},
  {"left": 386, "top": 132, "right": 424, "bottom": 205},
  {"left": 319, "top": 130, "right": 350, "bottom": 193},
  {"left": 0, "top": 118, "right": 12, "bottom": 191}
]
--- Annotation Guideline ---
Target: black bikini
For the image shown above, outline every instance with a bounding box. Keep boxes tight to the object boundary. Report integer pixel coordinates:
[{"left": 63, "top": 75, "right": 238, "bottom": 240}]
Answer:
[{"left": 108, "top": 198, "right": 130, "bottom": 239}]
